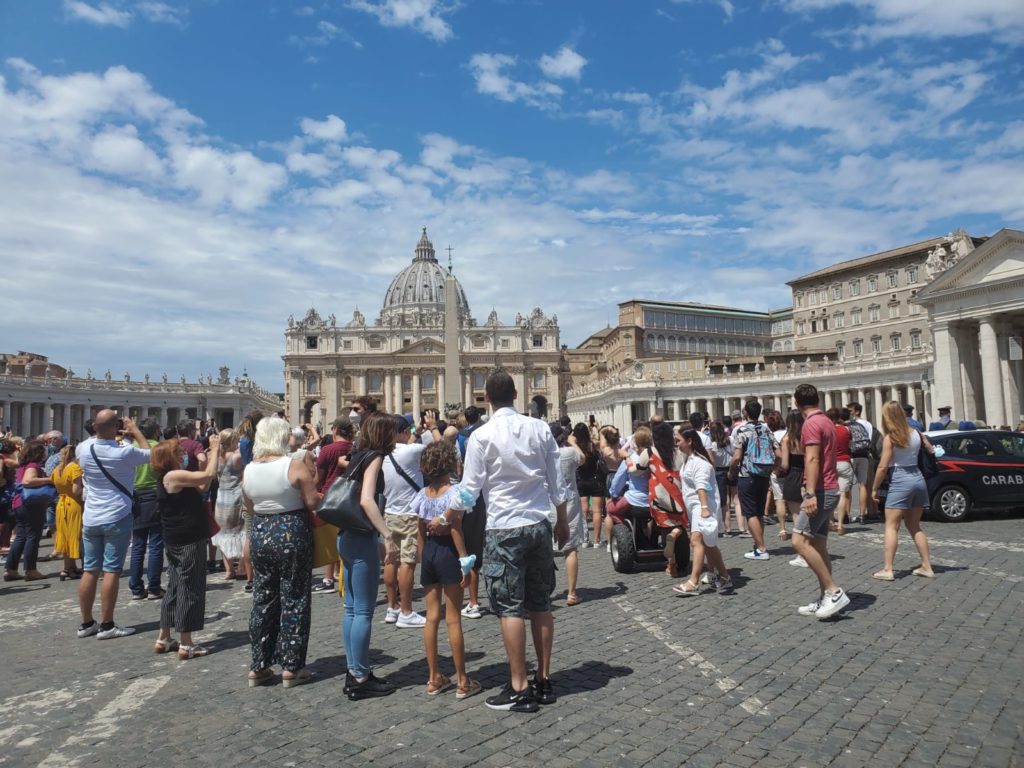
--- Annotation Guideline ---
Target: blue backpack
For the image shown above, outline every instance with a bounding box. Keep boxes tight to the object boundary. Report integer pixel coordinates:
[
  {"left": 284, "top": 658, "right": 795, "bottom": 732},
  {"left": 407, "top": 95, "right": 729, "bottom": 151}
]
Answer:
[{"left": 740, "top": 423, "right": 776, "bottom": 477}]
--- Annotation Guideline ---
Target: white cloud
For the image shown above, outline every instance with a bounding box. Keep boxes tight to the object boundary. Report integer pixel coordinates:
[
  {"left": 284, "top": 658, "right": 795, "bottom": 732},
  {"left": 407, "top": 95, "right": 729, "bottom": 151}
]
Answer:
[
  {"left": 169, "top": 145, "right": 287, "bottom": 210},
  {"left": 63, "top": 1, "right": 131, "bottom": 28},
  {"left": 781, "top": 0, "right": 1024, "bottom": 42},
  {"left": 89, "top": 124, "right": 164, "bottom": 178},
  {"left": 289, "top": 19, "right": 361, "bottom": 48},
  {"left": 300, "top": 114, "right": 348, "bottom": 142},
  {"left": 469, "top": 53, "right": 562, "bottom": 109},
  {"left": 538, "top": 47, "right": 587, "bottom": 80},
  {"left": 348, "top": 0, "right": 455, "bottom": 42},
  {"left": 136, "top": 2, "right": 188, "bottom": 27},
  {"left": 286, "top": 151, "right": 334, "bottom": 177}
]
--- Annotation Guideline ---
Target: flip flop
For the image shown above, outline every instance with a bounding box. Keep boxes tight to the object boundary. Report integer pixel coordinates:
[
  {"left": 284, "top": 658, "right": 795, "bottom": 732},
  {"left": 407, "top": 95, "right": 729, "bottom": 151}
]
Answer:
[
  {"left": 912, "top": 568, "right": 935, "bottom": 579},
  {"left": 566, "top": 594, "right": 583, "bottom": 606},
  {"left": 872, "top": 571, "right": 895, "bottom": 581}
]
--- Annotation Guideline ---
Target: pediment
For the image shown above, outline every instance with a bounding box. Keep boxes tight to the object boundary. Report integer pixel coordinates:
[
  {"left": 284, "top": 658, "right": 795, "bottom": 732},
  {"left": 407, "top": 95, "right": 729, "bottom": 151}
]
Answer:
[
  {"left": 398, "top": 339, "right": 444, "bottom": 355},
  {"left": 916, "top": 228, "right": 1024, "bottom": 300}
]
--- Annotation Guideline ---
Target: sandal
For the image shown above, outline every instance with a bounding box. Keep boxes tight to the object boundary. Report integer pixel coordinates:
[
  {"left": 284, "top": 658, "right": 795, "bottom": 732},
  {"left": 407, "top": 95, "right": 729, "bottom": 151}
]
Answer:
[
  {"left": 872, "top": 570, "right": 895, "bottom": 581},
  {"left": 248, "top": 668, "right": 275, "bottom": 687},
  {"left": 282, "top": 668, "right": 313, "bottom": 688},
  {"left": 154, "top": 638, "right": 180, "bottom": 654},
  {"left": 672, "top": 581, "right": 700, "bottom": 596},
  {"left": 178, "top": 644, "right": 210, "bottom": 660},
  {"left": 912, "top": 567, "right": 935, "bottom": 578},
  {"left": 456, "top": 678, "right": 482, "bottom": 700},
  {"left": 426, "top": 674, "right": 453, "bottom": 696},
  {"left": 566, "top": 593, "right": 583, "bottom": 606}
]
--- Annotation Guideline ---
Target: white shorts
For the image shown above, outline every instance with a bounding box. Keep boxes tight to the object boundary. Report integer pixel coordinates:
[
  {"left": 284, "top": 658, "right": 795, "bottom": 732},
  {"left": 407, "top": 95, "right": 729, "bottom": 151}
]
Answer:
[
  {"left": 690, "top": 511, "right": 721, "bottom": 548},
  {"left": 837, "top": 461, "right": 854, "bottom": 494}
]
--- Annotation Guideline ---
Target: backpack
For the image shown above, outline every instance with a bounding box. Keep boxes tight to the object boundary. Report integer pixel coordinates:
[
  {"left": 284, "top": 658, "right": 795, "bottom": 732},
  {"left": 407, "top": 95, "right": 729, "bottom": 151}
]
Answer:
[
  {"left": 847, "top": 420, "right": 870, "bottom": 457},
  {"left": 740, "top": 424, "right": 776, "bottom": 477},
  {"left": 869, "top": 426, "right": 883, "bottom": 460},
  {"left": 456, "top": 422, "right": 479, "bottom": 460}
]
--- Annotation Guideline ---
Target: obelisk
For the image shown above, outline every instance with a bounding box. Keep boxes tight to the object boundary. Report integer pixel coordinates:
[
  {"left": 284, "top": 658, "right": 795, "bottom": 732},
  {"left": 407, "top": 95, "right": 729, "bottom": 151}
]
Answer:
[{"left": 443, "top": 252, "right": 462, "bottom": 409}]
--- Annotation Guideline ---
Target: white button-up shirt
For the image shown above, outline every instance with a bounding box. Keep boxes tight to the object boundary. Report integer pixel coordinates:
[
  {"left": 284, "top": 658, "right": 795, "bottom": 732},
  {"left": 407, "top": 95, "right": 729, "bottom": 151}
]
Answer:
[{"left": 452, "top": 407, "right": 567, "bottom": 530}]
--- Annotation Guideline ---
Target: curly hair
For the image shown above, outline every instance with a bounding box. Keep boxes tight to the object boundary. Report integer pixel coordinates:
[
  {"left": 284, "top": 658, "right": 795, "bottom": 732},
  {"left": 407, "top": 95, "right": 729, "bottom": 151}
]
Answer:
[{"left": 420, "top": 441, "right": 458, "bottom": 483}]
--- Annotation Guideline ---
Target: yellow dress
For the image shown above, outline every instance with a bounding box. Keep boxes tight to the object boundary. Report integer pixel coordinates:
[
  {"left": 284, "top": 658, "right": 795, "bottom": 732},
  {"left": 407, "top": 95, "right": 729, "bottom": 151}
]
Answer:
[{"left": 52, "top": 463, "right": 83, "bottom": 560}]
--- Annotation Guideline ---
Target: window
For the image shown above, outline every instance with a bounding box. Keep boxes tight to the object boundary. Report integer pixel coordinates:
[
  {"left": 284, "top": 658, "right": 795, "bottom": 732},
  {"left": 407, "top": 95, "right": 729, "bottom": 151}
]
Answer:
[
  {"left": 306, "top": 374, "right": 318, "bottom": 393},
  {"left": 305, "top": 335, "right": 318, "bottom": 350},
  {"left": 501, "top": 337, "right": 510, "bottom": 348},
  {"left": 868, "top": 276, "right": 878, "bottom": 293},
  {"left": 532, "top": 334, "right": 543, "bottom": 348},
  {"left": 369, "top": 373, "right": 382, "bottom": 391},
  {"left": 851, "top": 308, "right": 862, "bottom": 325},
  {"left": 832, "top": 285, "right": 842, "bottom": 301},
  {"left": 836, "top": 342, "right": 845, "bottom": 359},
  {"left": 796, "top": 294, "right": 805, "bottom": 308},
  {"left": 853, "top": 339, "right": 863, "bottom": 356},
  {"left": 532, "top": 371, "right": 544, "bottom": 388},
  {"left": 343, "top": 375, "right": 352, "bottom": 390},
  {"left": 657, "top": 335, "right": 666, "bottom": 352},
  {"left": 821, "top": 317, "right": 829, "bottom": 331},
  {"left": 689, "top": 337, "right": 698, "bottom": 353},
  {"left": 890, "top": 334, "right": 902, "bottom": 351},
  {"left": 907, "top": 266, "right": 918, "bottom": 284},
  {"left": 869, "top": 305, "right": 880, "bottom": 322},
  {"left": 818, "top": 289, "right": 827, "bottom": 304},
  {"left": 850, "top": 279, "right": 861, "bottom": 296},
  {"left": 889, "top": 303, "right": 900, "bottom": 319},
  {"left": 403, "top": 338, "right": 411, "bottom": 348},
  {"left": 910, "top": 331, "right": 921, "bottom": 349},
  {"left": 887, "top": 272, "right": 898, "bottom": 289},
  {"left": 343, "top": 340, "right": 352, "bottom": 350},
  {"left": 871, "top": 337, "right": 881, "bottom": 354},
  {"left": 402, "top": 375, "right": 411, "bottom": 390},
  {"left": 472, "top": 372, "right": 485, "bottom": 389},
  {"left": 423, "top": 373, "right": 435, "bottom": 390},
  {"left": 368, "top": 338, "right": 382, "bottom": 349},
  {"left": 809, "top": 292, "right": 818, "bottom": 306},
  {"left": 472, "top": 336, "right": 485, "bottom": 348},
  {"left": 834, "top": 312, "right": 845, "bottom": 329},
  {"left": 797, "top": 321, "right": 806, "bottom": 335}
]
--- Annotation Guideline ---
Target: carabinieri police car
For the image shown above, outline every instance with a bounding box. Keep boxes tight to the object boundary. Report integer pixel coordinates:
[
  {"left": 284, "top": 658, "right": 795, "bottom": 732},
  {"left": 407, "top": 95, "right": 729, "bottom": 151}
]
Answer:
[{"left": 925, "top": 429, "right": 1024, "bottom": 522}]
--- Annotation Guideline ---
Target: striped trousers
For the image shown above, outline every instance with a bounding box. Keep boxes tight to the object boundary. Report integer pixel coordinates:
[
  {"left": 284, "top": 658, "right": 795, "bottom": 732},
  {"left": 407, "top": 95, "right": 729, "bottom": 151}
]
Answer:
[{"left": 161, "top": 539, "right": 207, "bottom": 633}]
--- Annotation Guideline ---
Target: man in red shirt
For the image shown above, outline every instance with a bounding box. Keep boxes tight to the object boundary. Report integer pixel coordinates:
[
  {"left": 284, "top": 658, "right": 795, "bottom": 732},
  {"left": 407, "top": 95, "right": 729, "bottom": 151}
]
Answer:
[
  {"left": 312, "top": 416, "right": 355, "bottom": 593},
  {"left": 793, "top": 384, "right": 850, "bottom": 620}
]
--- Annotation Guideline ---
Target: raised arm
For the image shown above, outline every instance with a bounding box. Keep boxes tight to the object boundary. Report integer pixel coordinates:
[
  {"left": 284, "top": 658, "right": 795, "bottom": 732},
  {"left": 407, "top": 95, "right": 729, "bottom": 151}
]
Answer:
[{"left": 164, "top": 435, "right": 220, "bottom": 493}]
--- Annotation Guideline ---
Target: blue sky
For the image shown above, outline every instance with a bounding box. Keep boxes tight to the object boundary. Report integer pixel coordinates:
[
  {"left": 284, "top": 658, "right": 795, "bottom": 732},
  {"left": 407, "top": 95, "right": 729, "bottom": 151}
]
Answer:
[{"left": 2, "top": 0, "right": 1022, "bottom": 390}]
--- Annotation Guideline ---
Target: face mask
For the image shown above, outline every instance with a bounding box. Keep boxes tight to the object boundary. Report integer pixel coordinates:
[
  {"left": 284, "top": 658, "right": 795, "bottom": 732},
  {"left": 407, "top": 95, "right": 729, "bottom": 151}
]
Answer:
[
  {"left": 180, "top": 453, "right": 189, "bottom": 469},
  {"left": 46, "top": 444, "right": 57, "bottom": 458},
  {"left": 940, "top": 415, "right": 950, "bottom": 426},
  {"left": 349, "top": 410, "right": 361, "bottom": 425}
]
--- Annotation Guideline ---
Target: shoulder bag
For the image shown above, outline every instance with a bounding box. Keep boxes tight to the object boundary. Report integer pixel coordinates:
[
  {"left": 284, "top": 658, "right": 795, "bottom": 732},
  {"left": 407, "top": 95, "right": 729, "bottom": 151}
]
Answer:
[
  {"left": 917, "top": 441, "right": 939, "bottom": 479},
  {"left": 89, "top": 446, "right": 132, "bottom": 501},
  {"left": 388, "top": 453, "right": 422, "bottom": 493},
  {"left": 317, "top": 451, "right": 379, "bottom": 533}
]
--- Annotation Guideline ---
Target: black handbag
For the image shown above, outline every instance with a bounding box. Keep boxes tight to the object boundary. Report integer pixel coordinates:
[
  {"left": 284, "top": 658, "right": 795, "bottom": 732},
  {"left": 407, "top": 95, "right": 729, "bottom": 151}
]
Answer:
[{"left": 317, "top": 451, "right": 379, "bottom": 534}]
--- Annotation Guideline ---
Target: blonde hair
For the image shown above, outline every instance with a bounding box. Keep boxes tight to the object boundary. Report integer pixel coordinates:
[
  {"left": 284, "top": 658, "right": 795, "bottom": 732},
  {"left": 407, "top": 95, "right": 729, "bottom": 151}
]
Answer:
[
  {"left": 219, "top": 428, "right": 238, "bottom": 452},
  {"left": 881, "top": 401, "right": 911, "bottom": 448},
  {"left": 633, "top": 426, "right": 652, "bottom": 450},
  {"left": 253, "top": 416, "right": 290, "bottom": 458}
]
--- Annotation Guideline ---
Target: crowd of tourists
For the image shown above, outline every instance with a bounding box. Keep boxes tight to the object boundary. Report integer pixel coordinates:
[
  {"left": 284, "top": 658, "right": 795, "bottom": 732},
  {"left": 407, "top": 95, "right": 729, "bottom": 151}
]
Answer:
[{"left": 0, "top": 371, "right": 953, "bottom": 711}]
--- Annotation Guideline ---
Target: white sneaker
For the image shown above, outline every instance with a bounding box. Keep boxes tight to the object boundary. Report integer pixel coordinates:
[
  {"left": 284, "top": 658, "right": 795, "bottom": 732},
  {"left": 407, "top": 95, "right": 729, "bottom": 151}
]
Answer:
[
  {"left": 96, "top": 625, "right": 136, "bottom": 640},
  {"left": 815, "top": 589, "right": 850, "bottom": 619},
  {"left": 396, "top": 611, "right": 427, "bottom": 628},
  {"left": 461, "top": 603, "right": 482, "bottom": 619},
  {"left": 605, "top": 543, "right": 611, "bottom": 553},
  {"left": 797, "top": 597, "right": 823, "bottom": 616},
  {"left": 789, "top": 556, "right": 808, "bottom": 568},
  {"left": 383, "top": 607, "right": 400, "bottom": 624},
  {"left": 743, "top": 548, "right": 770, "bottom": 561}
]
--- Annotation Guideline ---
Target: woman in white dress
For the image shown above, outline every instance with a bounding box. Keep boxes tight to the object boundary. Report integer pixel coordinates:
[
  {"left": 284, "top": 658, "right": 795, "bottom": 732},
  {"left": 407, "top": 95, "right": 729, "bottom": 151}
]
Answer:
[
  {"left": 212, "top": 429, "right": 245, "bottom": 580},
  {"left": 550, "top": 422, "right": 586, "bottom": 605}
]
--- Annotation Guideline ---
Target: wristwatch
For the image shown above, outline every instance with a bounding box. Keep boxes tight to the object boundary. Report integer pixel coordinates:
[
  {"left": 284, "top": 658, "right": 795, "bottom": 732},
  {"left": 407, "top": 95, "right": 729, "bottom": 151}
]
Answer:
[{"left": 801, "top": 490, "right": 814, "bottom": 500}]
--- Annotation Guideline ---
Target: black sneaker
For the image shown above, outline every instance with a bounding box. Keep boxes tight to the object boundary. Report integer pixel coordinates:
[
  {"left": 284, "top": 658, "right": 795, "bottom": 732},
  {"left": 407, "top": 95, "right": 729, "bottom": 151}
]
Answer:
[
  {"left": 485, "top": 682, "right": 539, "bottom": 712},
  {"left": 532, "top": 676, "right": 556, "bottom": 705},
  {"left": 130, "top": 591, "right": 148, "bottom": 601},
  {"left": 244, "top": 582, "right": 253, "bottom": 593},
  {"left": 147, "top": 589, "right": 165, "bottom": 600},
  {"left": 343, "top": 671, "right": 355, "bottom": 695},
  {"left": 347, "top": 672, "right": 395, "bottom": 700},
  {"left": 311, "top": 579, "right": 335, "bottom": 593}
]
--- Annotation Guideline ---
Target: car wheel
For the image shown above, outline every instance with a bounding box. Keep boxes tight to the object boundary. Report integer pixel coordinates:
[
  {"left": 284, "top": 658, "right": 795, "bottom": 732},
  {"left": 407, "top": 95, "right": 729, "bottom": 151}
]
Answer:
[
  {"left": 610, "top": 523, "right": 636, "bottom": 574},
  {"left": 931, "top": 485, "right": 972, "bottom": 522}
]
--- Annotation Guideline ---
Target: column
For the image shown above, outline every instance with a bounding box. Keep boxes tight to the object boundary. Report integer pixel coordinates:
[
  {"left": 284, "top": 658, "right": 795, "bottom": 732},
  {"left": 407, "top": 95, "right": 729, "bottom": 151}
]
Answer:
[
  {"left": 872, "top": 386, "right": 884, "bottom": 424},
  {"left": 978, "top": 316, "right": 1005, "bottom": 427},
  {"left": 463, "top": 372, "right": 473, "bottom": 409},
  {"left": 930, "top": 323, "right": 962, "bottom": 421},
  {"left": 156, "top": 406, "right": 166, "bottom": 428},
  {"left": 18, "top": 402, "right": 30, "bottom": 436},
  {"left": 383, "top": 372, "right": 393, "bottom": 413},
  {"left": 999, "top": 324, "right": 1017, "bottom": 428},
  {"left": 412, "top": 373, "right": 422, "bottom": 419},
  {"left": 355, "top": 371, "right": 367, "bottom": 396},
  {"left": 511, "top": 370, "right": 525, "bottom": 412},
  {"left": 719, "top": 398, "right": 728, "bottom": 421},
  {"left": 60, "top": 403, "right": 71, "bottom": 436}
]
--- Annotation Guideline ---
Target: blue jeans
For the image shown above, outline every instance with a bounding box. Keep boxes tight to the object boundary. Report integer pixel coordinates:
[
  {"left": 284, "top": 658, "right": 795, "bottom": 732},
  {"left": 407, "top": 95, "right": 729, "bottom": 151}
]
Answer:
[
  {"left": 6, "top": 496, "right": 47, "bottom": 573},
  {"left": 129, "top": 526, "right": 165, "bottom": 595},
  {"left": 338, "top": 531, "right": 380, "bottom": 678}
]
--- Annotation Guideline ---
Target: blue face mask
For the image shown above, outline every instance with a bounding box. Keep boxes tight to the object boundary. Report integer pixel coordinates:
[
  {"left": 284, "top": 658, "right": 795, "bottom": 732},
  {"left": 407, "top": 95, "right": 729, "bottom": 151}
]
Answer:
[{"left": 46, "top": 444, "right": 57, "bottom": 458}]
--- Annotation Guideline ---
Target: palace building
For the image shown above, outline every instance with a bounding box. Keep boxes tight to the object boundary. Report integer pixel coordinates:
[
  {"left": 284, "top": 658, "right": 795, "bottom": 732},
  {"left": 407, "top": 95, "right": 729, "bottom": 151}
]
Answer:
[{"left": 283, "top": 228, "right": 563, "bottom": 426}]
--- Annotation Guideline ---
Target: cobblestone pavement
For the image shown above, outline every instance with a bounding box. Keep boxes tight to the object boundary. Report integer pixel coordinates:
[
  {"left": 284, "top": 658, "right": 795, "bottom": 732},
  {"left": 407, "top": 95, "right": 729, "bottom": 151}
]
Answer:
[{"left": 1, "top": 512, "right": 1022, "bottom": 768}]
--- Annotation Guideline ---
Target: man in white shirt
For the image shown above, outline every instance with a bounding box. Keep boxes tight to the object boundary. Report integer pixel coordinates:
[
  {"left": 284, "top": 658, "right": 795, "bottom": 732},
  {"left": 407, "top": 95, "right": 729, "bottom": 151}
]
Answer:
[
  {"left": 442, "top": 370, "right": 568, "bottom": 713},
  {"left": 77, "top": 410, "right": 153, "bottom": 640},
  {"left": 381, "top": 416, "right": 426, "bottom": 628},
  {"left": 845, "top": 401, "right": 875, "bottom": 522}
]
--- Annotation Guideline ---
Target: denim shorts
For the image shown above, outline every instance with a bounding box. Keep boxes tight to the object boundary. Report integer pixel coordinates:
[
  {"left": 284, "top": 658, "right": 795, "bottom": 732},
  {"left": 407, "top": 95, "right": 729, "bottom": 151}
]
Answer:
[
  {"left": 793, "top": 490, "right": 838, "bottom": 540},
  {"left": 482, "top": 520, "right": 556, "bottom": 618},
  {"left": 82, "top": 515, "right": 133, "bottom": 573},
  {"left": 885, "top": 466, "right": 929, "bottom": 510}
]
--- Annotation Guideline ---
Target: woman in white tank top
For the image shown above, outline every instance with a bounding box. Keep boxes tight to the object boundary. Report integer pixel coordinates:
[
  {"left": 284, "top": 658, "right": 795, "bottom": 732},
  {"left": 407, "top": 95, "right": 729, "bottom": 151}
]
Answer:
[{"left": 241, "top": 417, "right": 320, "bottom": 688}]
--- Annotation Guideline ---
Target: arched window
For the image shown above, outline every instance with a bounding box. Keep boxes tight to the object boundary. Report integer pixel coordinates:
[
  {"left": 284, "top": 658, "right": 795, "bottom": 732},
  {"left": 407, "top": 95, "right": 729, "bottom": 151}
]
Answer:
[
  {"left": 689, "top": 337, "right": 697, "bottom": 353},
  {"left": 667, "top": 335, "right": 676, "bottom": 351},
  {"left": 657, "top": 334, "right": 666, "bottom": 351},
  {"left": 369, "top": 372, "right": 382, "bottom": 391},
  {"left": 746, "top": 342, "right": 754, "bottom": 356},
  {"left": 728, "top": 340, "right": 737, "bottom": 355},
  {"left": 646, "top": 335, "right": 655, "bottom": 351},
  {"left": 698, "top": 338, "right": 706, "bottom": 353},
  {"left": 306, "top": 374, "right": 318, "bottom": 394}
]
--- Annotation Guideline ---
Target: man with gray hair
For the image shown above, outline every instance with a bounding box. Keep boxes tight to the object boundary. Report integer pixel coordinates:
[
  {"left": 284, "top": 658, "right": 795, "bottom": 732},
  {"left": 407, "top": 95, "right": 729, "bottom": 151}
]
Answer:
[
  {"left": 41, "top": 430, "right": 64, "bottom": 538},
  {"left": 77, "top": 410, "right": 153, "bottom": 640}
]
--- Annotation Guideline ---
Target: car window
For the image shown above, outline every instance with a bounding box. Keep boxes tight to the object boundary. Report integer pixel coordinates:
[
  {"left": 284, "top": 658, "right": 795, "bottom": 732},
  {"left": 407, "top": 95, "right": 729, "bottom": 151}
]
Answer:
[
  {"left": 1001, "top": 435, "right": 1024, "bottom": 458},
  {"left": 956, "top": 436, "right": 996, "bottom": 457}
]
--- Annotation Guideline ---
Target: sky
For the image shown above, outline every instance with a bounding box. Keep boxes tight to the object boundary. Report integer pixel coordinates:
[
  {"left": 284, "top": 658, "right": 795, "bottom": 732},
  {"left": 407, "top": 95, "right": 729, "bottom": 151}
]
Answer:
[{"left": 2, "top": 0, "right": 1022, "bottom": 390}]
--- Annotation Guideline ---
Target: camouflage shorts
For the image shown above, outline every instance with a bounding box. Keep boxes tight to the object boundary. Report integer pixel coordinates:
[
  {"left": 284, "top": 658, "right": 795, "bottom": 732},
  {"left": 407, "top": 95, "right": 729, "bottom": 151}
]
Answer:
[{"left": 482, "top": 521, "right": 556, "bottom": 618}]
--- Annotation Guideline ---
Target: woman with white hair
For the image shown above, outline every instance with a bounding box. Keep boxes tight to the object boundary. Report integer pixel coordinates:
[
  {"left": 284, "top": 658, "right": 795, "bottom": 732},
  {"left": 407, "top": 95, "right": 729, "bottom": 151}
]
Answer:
[{"left": 241, "top": 417, "right": 320, "bottom": 688}]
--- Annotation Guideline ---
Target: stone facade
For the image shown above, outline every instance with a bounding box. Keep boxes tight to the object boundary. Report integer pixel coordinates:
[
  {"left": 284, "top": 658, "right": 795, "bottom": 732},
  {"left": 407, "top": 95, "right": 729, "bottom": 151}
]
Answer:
[{"left": 283, "top": 229, "right": 563, "bottom": 425}]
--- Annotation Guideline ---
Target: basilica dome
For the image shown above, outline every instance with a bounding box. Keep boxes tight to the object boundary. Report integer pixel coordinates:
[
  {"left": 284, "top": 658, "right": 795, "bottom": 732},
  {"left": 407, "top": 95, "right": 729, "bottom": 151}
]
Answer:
[{"left": 380, "top": 228, "right": 471, "bottom": 325}]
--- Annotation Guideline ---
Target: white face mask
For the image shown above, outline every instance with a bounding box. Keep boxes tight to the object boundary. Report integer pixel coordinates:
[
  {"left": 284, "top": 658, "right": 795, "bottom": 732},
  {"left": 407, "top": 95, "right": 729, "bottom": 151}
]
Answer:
[{"left": 348, "top": 410, "right": 361, "bottom": 425}]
